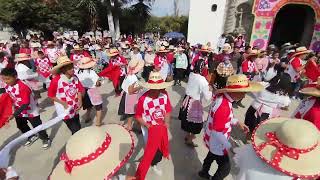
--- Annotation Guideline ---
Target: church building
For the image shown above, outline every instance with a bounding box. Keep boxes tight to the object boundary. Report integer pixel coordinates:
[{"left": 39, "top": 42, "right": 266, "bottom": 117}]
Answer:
[{"left": 188, "top": 0, "right": 320, "bottom": 52}]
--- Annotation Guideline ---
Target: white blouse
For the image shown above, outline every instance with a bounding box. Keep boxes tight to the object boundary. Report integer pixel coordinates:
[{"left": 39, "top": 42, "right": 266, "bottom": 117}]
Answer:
[{"left": 185, "top": 72, "right": 212, "bottom": 101}]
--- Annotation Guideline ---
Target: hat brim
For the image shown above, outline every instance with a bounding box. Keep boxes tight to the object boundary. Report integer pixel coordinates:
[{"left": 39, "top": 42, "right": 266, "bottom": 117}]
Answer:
[
  {"left": 157, "top": 50, "right": 169, "bottom": 53},
  {"left": 78, "top": 61, "right": 97, "bottom": 69},
  {"left": 252, "top": 118, "right": 320, "bottom": 179},
  {"left": 200, "top": 50, "right": 211, "bottom": 53},
  {"left": 140, "top": 81, "right": 174, "bottom": 90},
  {"left": 51, "top": 61, "right": 74, "bottom": 74},
  {"left": 107, "top": 52, "right": 119, "bottom": 57},
  {"left": 299, "top": 87, "right": 320, "bottom": 97},
  {"left": 292, "top": 50, "right": 312, "bottom": 57},
  {"left": 50, "top": 124, "right": 134, "bottom": 180},
  {"left": 74, "top": 48, "right": 83, "bottom": 51},
  {"left": 14, "top": 57, "right": 31, "bottom": 62},
  {"left": 216, "top": 82, "right": 264, "bottom": 93},
  {"left": 128, "top": 60, "right": 145, "bottom": 74}
]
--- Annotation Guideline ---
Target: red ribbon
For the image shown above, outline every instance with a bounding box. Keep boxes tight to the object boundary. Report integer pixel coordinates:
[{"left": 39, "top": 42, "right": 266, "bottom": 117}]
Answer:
[
  {"left": 225, "top": 84, "right": 249, "bottom": 89},
  {"left": 147, "top": 79, "right": 165, "bottom": 84},
  {"left": 60, "top": 133, "right": 112, "bottom": 174},
  {"left": 256, "top": 132, "right": 318, "bottom": 167}
]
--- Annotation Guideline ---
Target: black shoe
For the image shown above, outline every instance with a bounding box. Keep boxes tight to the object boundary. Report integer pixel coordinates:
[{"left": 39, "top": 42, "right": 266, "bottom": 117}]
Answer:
[{"left": 198, "top": 171, "right": 211, "bottom": 179}]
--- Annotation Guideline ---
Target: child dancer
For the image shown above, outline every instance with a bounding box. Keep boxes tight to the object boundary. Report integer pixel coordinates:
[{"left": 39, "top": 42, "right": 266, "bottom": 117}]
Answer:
[
  {"left": 34, "top": 51, "right": 52, "bottom": 89},
  {"left": 48, "top": 56, "right": 84, "bottom": 134},
  {"left": 77, "top": 57, "right": 104, "bottom": 126},
  {"left": 118, "top": 58, "right": 144, "bottom": 130},
  {"left": 0, "top": 68, "right": 51, "bottom": 149},
  {"left": 199, "top": 74, "right": 263, "bottom": 180}
]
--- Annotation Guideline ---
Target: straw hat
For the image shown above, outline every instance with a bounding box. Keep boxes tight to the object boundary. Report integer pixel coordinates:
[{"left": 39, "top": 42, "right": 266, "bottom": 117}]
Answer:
[
  {"left": 199, "top": 45, "right": 212, "bottom": 53},
  {"left": 50, "top": 124, "right": 134, "bottom": 180},
  {"left": 299, "top": 78, "right": 320, "bottom": 97},
  {"left": 14, "top": 53, "right": 31, "bottom": 62},
  {"left": 127, "top": 58, "right": 144, "bottom": 74},
  {"left": 107, "top": 49, "right": 120, "bottom": 57},
  {"left": 121, "top": 43, "right": 129, "bottom": 49},
  {"left": 51, "top": 56, "right": 74, "bottom": 74},
  {"left": 216, "top": 74, "right": 264, "bottom": 93},
  {"left": 140, "top": 71, "right": 173, "bottom": 89},
  {"left": 252, "top": 117, "right": 320, "bottom": 179},
  {"left": 47, "top": 41, "right": 55, "bottom": 46},
  {"left": 292, "top": 47, "right": 312, "bottom": 57},
  {"left": 30, "top": 42, "right": 41, "bottom": 48},
  {"left": 222, "top": 43, "right": 232, "bottom": 54},
  {"left": 132, "top": 44, "right": 140, "bottom": 49},
  {"left": 78, "top": 57, "right": 97, "bottom": 69},
  {"left": 73, "top": 45, "right": 83, "bottom": 51},
  {"left": 157, "top": 46, "right": 169, "bottom": 53}
]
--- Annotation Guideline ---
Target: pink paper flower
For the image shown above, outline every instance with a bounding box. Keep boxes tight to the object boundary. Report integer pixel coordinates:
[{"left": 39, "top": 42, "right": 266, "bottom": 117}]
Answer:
[
  {"left": 253, "top": 39, "right": 266, "bottom": 49},
  {"left": 266, "top": 21, "right": 272, "bottom": 29},
  {"left": 314, "top": 24, "right": 320, "bottom": 31},
  {"left": 255, "top": 22, "right": 262, "bottom": 29}
]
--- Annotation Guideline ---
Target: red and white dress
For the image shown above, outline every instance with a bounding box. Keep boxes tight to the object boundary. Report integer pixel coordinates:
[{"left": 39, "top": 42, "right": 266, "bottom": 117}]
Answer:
[
  {"left": 242, "top": 59, "right": 257, "bottom": 74},
  {"left": 35, "top": 57, "right": 52, "bottom": 83},
  {"left": 70, "top": 52, "right": 91, "bottom": 71},
  {"left": 203, "top": 93, "right": 238, "bottom": 155},
  {"left": 109, "top": 56, "right": 128, "bottom": 77},
  {"left": 287, "top": 57, "right": 302, "bottom": 83},
  {"left": 48, "top": 74, "right": 85, "bottom": 120},
  {"left": 5, "top": 80, "right": 39, "bottom": 118},
  {"left": 154, "top": 56, "right": 169, "bottom": 80},
  {"left": 293, "top": 97, "right": 320, "bottom": 130}
]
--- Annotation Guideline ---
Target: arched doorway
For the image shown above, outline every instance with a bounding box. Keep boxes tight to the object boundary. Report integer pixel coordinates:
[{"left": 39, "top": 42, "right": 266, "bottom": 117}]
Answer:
[{"left": 269, "top": 4, "right": 316, "bottom": 47}]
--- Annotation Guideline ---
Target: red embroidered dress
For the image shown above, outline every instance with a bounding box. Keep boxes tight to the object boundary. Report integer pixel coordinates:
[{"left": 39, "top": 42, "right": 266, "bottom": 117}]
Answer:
[
  {"left": 35, "top": 57, "right": 52, "bottom": 78},
  {"left": 109, "top": 56, "right": 128, "bottom": 76},
  {"left": 293, "top": 97, "right": 320, "bottom": 130},
  {"left": 5, "top": 80, "right": 39, "bottom": 118},
  {"left": 203, "top": 94, "right": 238, "bottom": 155},
  {"left": 48, "top": 75, "right": 84, "bottom": 120},
  {"left": 135, "top": 90, "right": 172, "bottom": 125}
]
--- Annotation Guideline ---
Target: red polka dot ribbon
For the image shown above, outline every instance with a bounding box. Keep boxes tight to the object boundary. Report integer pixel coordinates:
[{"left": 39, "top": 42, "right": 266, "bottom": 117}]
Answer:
[
  {"left": 60, "top": 133, "right": 112, "bottom": 174},
  {"left": 256, "top": 132, "right": 318, "bottom": 167}
]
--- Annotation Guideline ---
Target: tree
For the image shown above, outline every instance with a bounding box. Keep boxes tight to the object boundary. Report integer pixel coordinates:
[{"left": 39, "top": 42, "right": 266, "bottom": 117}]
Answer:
[
  {"left": 76, "top": 0, "right": 98, "bottom": 31},
  {"left": 130, "top": 0, "right": 151, "bottom": 34}
]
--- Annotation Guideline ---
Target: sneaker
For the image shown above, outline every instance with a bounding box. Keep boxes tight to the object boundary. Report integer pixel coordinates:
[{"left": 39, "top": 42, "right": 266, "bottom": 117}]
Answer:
[
  {"left": 42, "top": 139, "right": 51, "bottom": 150},
  {"left": 152, "top": 165, "right": 163, "bottom": 176},
  {"left": 198, "top": 171, "right": 211, "bottom": 179},
  {"left": 24, "top": 135, "right": 39, "bottom": 146}
]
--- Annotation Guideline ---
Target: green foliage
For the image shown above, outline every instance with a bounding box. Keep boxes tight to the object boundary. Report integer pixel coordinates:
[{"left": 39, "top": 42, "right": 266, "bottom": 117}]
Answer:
[
  {"left": 145, "top": 16, "right": 189, "bottom": 36},
  {"left": 0, "top": 0, "right": 89, "bottom": 37}
]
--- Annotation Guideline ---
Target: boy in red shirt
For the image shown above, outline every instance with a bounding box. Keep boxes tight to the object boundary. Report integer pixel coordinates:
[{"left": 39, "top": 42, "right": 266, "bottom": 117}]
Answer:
[
  {"left": 48, "top": 56, "right": 84, "bottom": 134},
  {"left": 0, "top": 68, "right": 51, "bottom": 149},
  {"left": 132, "top": 71, "right": 173, "bottom": 179}
]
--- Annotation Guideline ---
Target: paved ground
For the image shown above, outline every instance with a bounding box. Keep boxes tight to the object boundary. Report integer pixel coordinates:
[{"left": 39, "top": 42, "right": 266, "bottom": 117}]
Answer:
[{"left": 0, "top": 81, "right": 299, "bottom": 180}]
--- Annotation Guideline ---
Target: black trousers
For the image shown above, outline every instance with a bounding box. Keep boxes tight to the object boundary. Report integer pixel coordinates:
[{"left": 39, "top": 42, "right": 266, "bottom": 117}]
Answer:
[
  {"left": 64, "top": 114, "right": 81, "bottom": 134},
  {"left": 15, "top": 116, "right": 49, "bottom": 140},
  {"left": 201, "top": 152, "right": 231, "bottom": 180},
  {"left": 244, "top": 106, "right": 270, "bottom": 133},
  {"left": 151, "top": 150, "right": 163, "bottom": 166}
]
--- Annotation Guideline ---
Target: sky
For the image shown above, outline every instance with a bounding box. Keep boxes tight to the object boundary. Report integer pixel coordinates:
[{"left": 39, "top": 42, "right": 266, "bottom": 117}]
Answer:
[{"left": 150, "top": 0, "right": 190, "bottom": 16}]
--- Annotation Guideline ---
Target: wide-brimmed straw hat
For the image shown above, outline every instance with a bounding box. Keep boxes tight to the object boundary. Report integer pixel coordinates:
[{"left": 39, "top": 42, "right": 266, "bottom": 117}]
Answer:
[
  {"left": 73, "top": 45, "right": 83, "bottom": 51},
  {"left": 50, "top": 124, "right": 134, "bottom": 180},
  {"left": 127, "top": 58, "right": 144, "bottom": 74},
  {"left": 157, "top": 46, "right": 169, "bottom": 53},
  {"left": 14, "top": 53, "right": 31, "bottom": 62},
  {"left": 252, "top": 117, "right": 320, "bottom": 179},
  {"left": 132, "top": 44, "right": 140, "bottom": 49},
  {"left": 177, "top": 46, "right": 185, "bottom": 52},
  {"left": 30, "top": 42, "right": 41, "bottom": 48},
  {"left": 292, "top": 47, "right": 312, "bottom": 57},
  {"left": 107, "top": 49, "right": 120, "bottom": 57},
  {"left": 216, "top": 74, "right": 264, "bottom": 93},
  {"left": 78, "top": 57, "right": 97, "bottom": 69},
  {"left": 299, "top": 77, "right": 320, "bottom": 97},
  {"left": 247, "top": 49, "right": 260, "bottom": 58},
  {"left": 168, "top": 45, "right": 175, "bottom": 50},
  {"left": 51, "top": 56, "right": 74, "bottom": 74},
  {"left": 140, "top": 71, "right": 173, "bottom": 89}
]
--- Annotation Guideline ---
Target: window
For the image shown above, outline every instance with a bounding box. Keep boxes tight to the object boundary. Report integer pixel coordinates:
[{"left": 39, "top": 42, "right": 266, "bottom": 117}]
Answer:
[{"left": 211, "top": 4, "right": 218, "bottom": 12}]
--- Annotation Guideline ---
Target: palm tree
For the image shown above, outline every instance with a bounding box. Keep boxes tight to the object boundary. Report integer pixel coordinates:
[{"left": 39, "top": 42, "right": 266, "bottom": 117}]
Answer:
[
  {"left": 77, "top": 0, "right": 98, "bottom": 31},
  {"left": 130, "top": 0, "right": 152, "bottom": 33}
]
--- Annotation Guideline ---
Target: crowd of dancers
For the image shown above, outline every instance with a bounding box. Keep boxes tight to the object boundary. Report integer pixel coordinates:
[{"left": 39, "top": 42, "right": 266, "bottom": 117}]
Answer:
[{"left": 0, "top": 33, "right": 320, "bottom": 180}]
